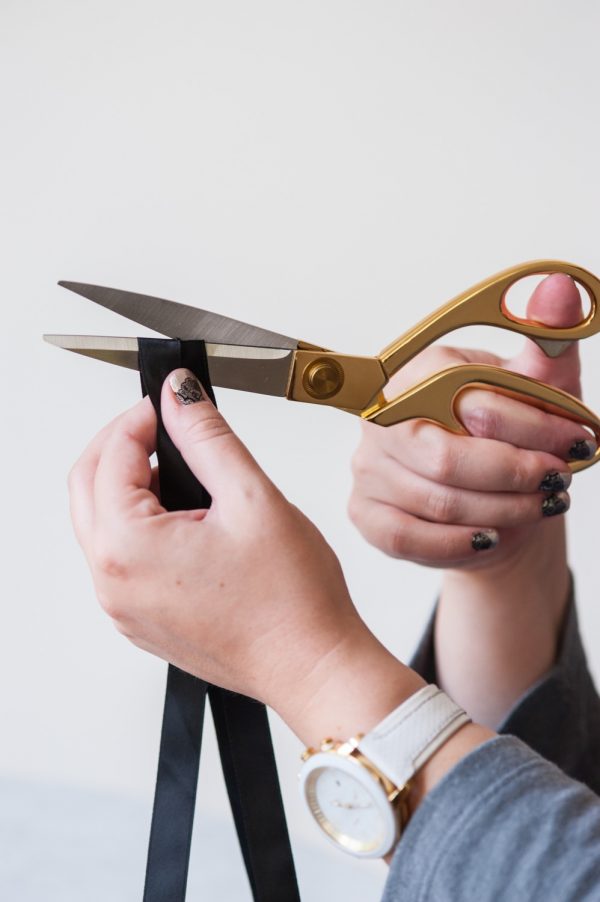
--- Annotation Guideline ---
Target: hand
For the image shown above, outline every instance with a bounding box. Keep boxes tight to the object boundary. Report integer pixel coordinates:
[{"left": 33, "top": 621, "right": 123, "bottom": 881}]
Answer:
[
  {"left": 348, "top": 273, "right": 592, "bottom": 570},
  {"left": 348, "top": 274, "right": 595, "bottom": 726},
  {"left": 68, "top": 368, "right": 424, "bottom": 744}
]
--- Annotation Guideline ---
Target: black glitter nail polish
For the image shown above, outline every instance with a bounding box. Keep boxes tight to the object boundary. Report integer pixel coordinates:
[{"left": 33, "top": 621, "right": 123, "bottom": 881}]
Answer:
[
  {"left": 541, "top": 493, "right": 570, "bottom": 517},
  {"left": 538, "top": 471, "right": 571, "bottom": 493},
  {"left": 472, "top": 531, "right": 498, "bottom": 551},
  {"left": 568, "top": 439, "right": 596, "bottom": 460}
]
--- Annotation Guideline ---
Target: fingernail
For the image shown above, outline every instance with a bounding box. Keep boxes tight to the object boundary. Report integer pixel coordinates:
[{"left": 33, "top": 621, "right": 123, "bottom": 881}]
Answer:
[
  {"left": 538, "top": 470, "right": 572, "bottom": 493},
  {"left": 568, "top": 438, "right": 596, "bottom": 460},
  {"left": 471, "top": 529, "right": 499, "bottom": 552},
  {"left": 169, "top": 369, "right": 205, "bottom": 405},
  {"left": 541, "top": 492, "right": 570, "bottom": 517}
]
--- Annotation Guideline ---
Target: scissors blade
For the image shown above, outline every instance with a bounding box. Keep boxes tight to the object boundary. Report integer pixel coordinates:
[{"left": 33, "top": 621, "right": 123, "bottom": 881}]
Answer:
[
  {"left": 43, "top": 335, "right": 295, "bottom": 397},
  {"left": 57, "top": 281, "right": 299, "bottom": 350}
]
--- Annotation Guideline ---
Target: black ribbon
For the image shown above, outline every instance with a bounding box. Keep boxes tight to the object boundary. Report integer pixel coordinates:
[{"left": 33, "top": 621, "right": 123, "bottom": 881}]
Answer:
[{"left": 138, "top": 338, "right": 300, "bottom": 902}]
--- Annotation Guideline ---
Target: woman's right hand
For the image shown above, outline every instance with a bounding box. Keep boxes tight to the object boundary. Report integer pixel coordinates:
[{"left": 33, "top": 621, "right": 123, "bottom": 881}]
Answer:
[{"left": 348, "top": 273, "right": 593, "bottom": 571}]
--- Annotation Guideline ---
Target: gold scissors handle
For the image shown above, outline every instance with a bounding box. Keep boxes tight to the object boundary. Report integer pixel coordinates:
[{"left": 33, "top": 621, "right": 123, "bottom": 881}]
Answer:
[
  {"left": 379, "top": 260, "right": 600, "bottom": 377},
  {"left": 288, "top": 259, "right": 600, "bottom": 472},
  {"left": 366, "top": 363, "right": 600, "bottom": 474},
  {"left": 290, "top": 259, "right": 600, "bottom": 415}
]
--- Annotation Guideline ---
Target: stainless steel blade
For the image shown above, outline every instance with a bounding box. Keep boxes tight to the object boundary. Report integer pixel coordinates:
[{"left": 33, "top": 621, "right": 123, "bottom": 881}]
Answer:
[
  {"left": 43, "top": 335, "right": 295, "bottom": 397},
  {"left": 58, "top": 281, "right": 299, "bottom": 350}
]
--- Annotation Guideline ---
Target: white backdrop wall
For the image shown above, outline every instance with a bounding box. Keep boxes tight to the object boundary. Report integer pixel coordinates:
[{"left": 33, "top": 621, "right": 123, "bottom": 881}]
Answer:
[{"left": 2, "top": 1, "right": 600, "bottom": 898}]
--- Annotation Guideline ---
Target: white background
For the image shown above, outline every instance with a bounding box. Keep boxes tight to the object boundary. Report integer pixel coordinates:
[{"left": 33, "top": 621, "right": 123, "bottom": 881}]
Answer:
[{"left": 2, "top": 1, "right": 600, "bottom": 899}]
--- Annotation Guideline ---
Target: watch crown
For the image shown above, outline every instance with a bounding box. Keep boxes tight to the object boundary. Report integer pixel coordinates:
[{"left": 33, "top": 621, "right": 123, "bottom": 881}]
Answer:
[{"left": 320, "top": 738, "right": 336, "bottom": 751}]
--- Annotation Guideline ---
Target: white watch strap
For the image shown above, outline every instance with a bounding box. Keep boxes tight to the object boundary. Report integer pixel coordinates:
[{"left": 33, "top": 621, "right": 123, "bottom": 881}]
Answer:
[{"left": 357, "top": 685, "right": 470, "bottom": 789}]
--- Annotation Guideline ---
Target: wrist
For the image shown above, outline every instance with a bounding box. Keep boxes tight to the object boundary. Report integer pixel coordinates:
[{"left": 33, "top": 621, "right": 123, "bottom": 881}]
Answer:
[
  {"left": 276, "top": 622, "right": 426, "bottom": 748},
  {"left": 297, "top": 668, "right": 494, "bottom": 861},
  {"left": 436, "top": 518, "right": 571, "bottom": 727}
]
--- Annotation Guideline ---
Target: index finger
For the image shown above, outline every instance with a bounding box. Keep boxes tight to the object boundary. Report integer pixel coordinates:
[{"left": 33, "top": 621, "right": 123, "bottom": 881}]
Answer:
[
  {"left": 375, "top": 419, "right": 572, "bottom": 494},
  {"left": 93, "top": 396, "right": 165, "bottom": 523},
  {"left": 69, "top": 397, "right": 154, "bottom": 550},
  {"left": 455, "top": 388, "right": 595, "bottom": 461}
]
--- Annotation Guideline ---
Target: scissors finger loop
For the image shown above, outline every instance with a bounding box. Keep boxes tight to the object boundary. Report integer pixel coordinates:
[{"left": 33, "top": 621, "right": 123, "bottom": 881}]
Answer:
[{"left": 366, "top": 363, "right": 600, "bottom": 474}]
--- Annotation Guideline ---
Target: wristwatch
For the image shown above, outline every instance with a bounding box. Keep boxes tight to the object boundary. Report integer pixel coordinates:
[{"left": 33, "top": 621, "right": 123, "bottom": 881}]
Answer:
[{"left": 298, "top": 684, "right": 470, "bottom": 858}]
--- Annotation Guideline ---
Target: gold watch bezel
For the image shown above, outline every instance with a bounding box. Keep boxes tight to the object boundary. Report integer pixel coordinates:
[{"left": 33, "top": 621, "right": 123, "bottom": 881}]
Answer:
[{"left": 300, "top": 736, "right": 411, "bottom": 857}]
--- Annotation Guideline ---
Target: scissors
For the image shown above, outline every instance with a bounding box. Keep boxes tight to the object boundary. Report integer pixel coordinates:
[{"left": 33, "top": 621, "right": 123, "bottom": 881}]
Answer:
[{"left": 44, "top": 259, "right": 600, "bottom": 473}]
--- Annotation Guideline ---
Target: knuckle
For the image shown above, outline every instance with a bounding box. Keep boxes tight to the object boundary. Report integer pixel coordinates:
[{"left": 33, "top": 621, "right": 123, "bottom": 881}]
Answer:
[
  {"left": 233, "top": 481, "right": 288, "bottom": 539},
  {"left": 243, "top": 477, "right": 281, "bottom": 514},
  {"left": 509, "top": 450, "right": 544, "bottom": 492},
  {"left": 350, "top": 450, "right": 370, "bottom": 483},
  {"left": 511, "top": 455, "right": 535, "bottom": 492},
  {"left": 113, "top": 617, "right": 137, "bottom": 639},
  {"left": 463, "top": 403, "right": 501, "bottom": 439},
  {"left": 181, "top": 411, "right": 230, "bottom": 446},
  {"left": 133, "top": 494, "right": 161, "bottom": 518},
  {"left": 114, "top": 621, "right": 130, "bottom": 637},
  {"left": 95, "top": 587, "right": 125, "bottom": 621},
  {"left": 93, "top": 539, "right": 131, "bottom": 582},
  {"left": 387, "top": 519, "right": 409, "bottom": 559},
  {"left": 426, "top": 439, "right": 456, "bottom": 485},
  {"left": 428, "top": 488, "right": 459, "bottom": 524},
  {"left": 347, "top": 493, "right": 364, "bottom": 528},
  {"left": 437, "top": 530, "right": 456, "bottom": 560},
  {"left": 403, "top": 419, "right": 424, "bottom": 444}
]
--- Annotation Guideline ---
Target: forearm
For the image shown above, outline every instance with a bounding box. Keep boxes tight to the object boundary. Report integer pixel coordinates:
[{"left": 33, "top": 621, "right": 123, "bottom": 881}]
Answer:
[
  {"left": 412, "top": 549, "right": 600, "bottom": 795},
  {"left": 435, "top": 518, "right": 570, "bottom": 727}
]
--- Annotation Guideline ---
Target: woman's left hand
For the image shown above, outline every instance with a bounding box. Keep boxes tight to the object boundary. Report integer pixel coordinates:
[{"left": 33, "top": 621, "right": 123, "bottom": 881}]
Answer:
[
  {"left": 68, "top": 369, "right": 363, "bottom": 710},
  {"left": 68, "top": 368, "right": 427, "bottom": 744}
]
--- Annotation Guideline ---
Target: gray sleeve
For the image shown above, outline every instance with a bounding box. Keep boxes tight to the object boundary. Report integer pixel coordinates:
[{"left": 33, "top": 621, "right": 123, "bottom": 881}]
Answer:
[
  {"left": 382, "top": 736, "right": 600, "bottom": 902},
  {"left": 410, "top": 574, "right": 600, "bottom": 794}
]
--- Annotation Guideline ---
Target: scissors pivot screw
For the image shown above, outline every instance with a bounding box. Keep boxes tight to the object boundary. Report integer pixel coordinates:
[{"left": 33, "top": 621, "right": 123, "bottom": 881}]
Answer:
[{"left": 302, "top": 358, "right": 345, "bottom": 399}]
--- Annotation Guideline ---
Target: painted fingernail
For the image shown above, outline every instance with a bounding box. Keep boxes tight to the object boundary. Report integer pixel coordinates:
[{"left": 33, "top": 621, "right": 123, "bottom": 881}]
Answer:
[
  {"left": 541, "top": 492, "right": 570, "bottom": 517},
  {"left": 538, "top": 470, "right": 572, "bottom": 493},
  {"left": 568, "top": 439, "right": 596, "bottom": 460},
  {"left": 169, "top": 369, "right": 205, "bottom": 405},
  {"left": 471, "top": 529, "right": 499, "bottom": 552}
]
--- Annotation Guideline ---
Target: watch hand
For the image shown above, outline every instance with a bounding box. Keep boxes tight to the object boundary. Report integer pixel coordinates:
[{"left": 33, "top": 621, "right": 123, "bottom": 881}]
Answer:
[{"left": 331, "top": 800, "right": 373, "bottom": 810}]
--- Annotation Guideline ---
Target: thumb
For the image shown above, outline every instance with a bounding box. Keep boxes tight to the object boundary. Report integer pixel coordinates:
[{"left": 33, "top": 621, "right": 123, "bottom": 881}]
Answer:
[
  {"left": 506, "top": 273, "right": 582, "bottom": 397},
  {"left": 161, "top": 368, "right": 265, "bottom": 506}
]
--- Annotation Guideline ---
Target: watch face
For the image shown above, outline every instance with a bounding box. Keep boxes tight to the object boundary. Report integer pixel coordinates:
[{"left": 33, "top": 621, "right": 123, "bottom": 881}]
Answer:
[{"left": 303, "top": 758, "right": 394, "bottom": 856}]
